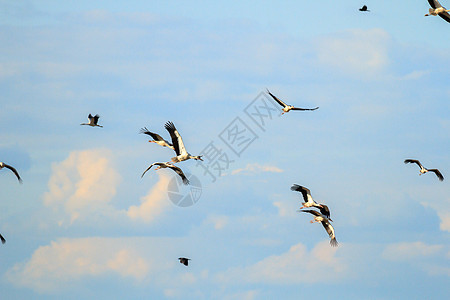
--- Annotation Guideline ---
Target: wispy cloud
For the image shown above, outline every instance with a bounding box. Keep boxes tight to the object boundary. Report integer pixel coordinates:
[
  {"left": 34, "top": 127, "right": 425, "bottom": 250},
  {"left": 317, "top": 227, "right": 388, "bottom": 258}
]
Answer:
[
  {"left": 217, "top": 241, "right": 346, "bottom": 284},
  {"left": 231, "top": 163, "right": 283, "bottom": 175},
  {"left": 6, "top": 238, "right": 150, "bottom": 292},
  {"left": 126, "top": 173, "right": 172, "bottom": 223}
]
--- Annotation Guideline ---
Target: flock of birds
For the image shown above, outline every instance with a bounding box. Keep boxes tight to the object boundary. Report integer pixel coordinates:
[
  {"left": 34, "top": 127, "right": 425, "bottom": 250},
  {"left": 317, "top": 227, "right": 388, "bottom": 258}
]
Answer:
[{"left": 0, "top": 3, "right": 447, "bottom": 266}]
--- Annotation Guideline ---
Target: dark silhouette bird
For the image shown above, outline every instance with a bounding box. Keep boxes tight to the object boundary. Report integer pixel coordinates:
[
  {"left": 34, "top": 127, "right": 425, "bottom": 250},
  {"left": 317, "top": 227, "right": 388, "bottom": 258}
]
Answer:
[
  {"left": 266, "top": 89, "right": 319, "bottom": 115},
  {"left": 141, "top": 162, "right": 190, "bottom": 185},
  {"left": 359, "top": 5, "right": 370, "bottom": 12},
  {"left": 178, "top": 257, "right": 191, "bottom": 266},
  {"left": 140, "top": 127, "right": 174, "bottom": 150},
  {"left": 301, "top": 210, "right": 338, "bottom": 247},
  {"left": 425, "top": 0, "right": 450, "bottom": 23},
  {"left": 291, "top": 184, "right": 331, "bottom": 219},
  {"left": 0, "top": 162, "right": 22, "bottom": 183},
  {"left": 80, "top": 114, "right": 103, "bottom": 127},
  {"left": 0, "top": 233, "right": 5, "bottom": 244},
  {"left": 164, "top": 121, "right": 203, "bottom": 163},
  {"left": 404, "top": 159, "right": 444, "bottom": 181}
]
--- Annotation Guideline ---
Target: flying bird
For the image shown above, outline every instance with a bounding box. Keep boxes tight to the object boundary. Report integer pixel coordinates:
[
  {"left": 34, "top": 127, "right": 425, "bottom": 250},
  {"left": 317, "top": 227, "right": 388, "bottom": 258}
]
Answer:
[
  {"left": 80, "top": 114, "right": 103, "bottom": 127},
  {"left": 140, "top": 127, "right": 174, "bottom": 150},
  {"left": 141, "top": 162, "right": 190, "bottom": 185},
  {"left": 178, "top": 257, "right": 191, "bottom": 266},
  {"left": 0, "top": 233, "right": 5, "bottom": 244},
  {"left": 404, "top": 159, "right": 444, "bottom": 181},
  {"left": 0, "top": 162, "right": 22, "bottom": 183},
  {"left": 291, "top": 184, "right": 331, "bottom": 219},
  {"left": 266, "top": 89, "right": 319, "bottom": 115},
  {"left": 164, "top": 121, "right": 203, "bottom": 163},
  {"left": 359, "top": 5, "right": 370, "bottom": 12},
  {"left": 425, "top": 0, "right": 450, "bottom": 23},
  {"left": 301, "top": 210, "right": 338, "bottom": 247}
]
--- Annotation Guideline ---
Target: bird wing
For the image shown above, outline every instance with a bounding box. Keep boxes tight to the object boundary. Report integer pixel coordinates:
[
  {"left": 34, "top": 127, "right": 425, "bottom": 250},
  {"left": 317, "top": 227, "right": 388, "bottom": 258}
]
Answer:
[
  {"left": 0, "top": 233, "right": 5, "bottom": 244},
  {"left": 141, "top": 163, "right": 158, "bottom": 178},
  {"left": 290, "top": 106, "right": 319, "bottom": 111},
  {"left": 266, "top": 89, "right": 288, "bottom": 108},
  {"left": 318, "top": 204, "right": 331, "bottom": 219},
  {"left": 291, "top": 184, "right": 313, "bottom": 203},
  {"left": 438, "top": 10, "right": 450, "bottom": 23},
  {"left": 404, "top": 159, "right": 423, "bottom": 169},
  {"left": 428, "top": 169, "right": 444, "bottom": 181},
  {"left": 4, "top": 164, "right": 22, "bottom": 183},
  {"left": 428, "top": 0, "right": 441, "bottom": 9},
  {"left": 93, "top": 114, "right": 100, "bottom": 124},
  {"left": 88, "top": 113, "right": 93, "bottom": 119},
  {"left": 140, "top": 127, "right": 167, "bottom": 143},
  {"left": 321, "top": 221, "right": 338, "bottom": 246},
  {"left": 168, "top": 164, "right": 190, "bottom": 185},
  {"left": 164, "top": 121, "right": 186, "bottom": 156},
  {"left": 301, "top": 209, "right": 321, "bottom": 217}
]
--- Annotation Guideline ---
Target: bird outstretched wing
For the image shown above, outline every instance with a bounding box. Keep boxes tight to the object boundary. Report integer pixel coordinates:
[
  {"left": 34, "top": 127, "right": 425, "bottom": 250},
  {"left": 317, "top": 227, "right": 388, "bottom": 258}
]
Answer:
[
  {"left": 321, "top": 221, "right": 338, "bottom": 247},
  {"left": 165, "top": 121, "right": 186, "bottom": 156},
  {"left": 428, "top": 169, "right": 444, "bottom": 181},
  {"left": 4, "top": 164, "right": 22, "bottom": 183},
  {"left": 266, "top": 89, "right": 288, "bottom": 108},
  {"left": 404, "top": 159, "right": 423, "bottom": 169},
  {"left": 291, "top": 106, "right": 319, "bottom": 111}
]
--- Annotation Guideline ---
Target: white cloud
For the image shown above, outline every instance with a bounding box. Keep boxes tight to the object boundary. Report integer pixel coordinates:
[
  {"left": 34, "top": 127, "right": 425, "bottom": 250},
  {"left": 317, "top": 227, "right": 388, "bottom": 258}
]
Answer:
[
  {"left": 6, "top": 238, "right": 151, "bottom": 292},
  {"left": 43, "top": 149, "right": 121, "bottom": 224},
  {"left": 126, "top": 173, "right": 171, "bottom": 223},
  {"left": 205, "top": 215, "right": 229, "bottom": 230},
  {"left": 231, "top": 163, "right": 283, "bottom": 175},
  {"left": 218, "top": 241, "right": 346, "bottom": 285}
]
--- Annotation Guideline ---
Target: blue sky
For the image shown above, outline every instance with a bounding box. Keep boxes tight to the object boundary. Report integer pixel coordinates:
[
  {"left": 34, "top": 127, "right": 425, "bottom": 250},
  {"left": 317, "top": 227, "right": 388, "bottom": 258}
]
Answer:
[{"left": 1, "top": 0, "right": 449, "bottom": 299}]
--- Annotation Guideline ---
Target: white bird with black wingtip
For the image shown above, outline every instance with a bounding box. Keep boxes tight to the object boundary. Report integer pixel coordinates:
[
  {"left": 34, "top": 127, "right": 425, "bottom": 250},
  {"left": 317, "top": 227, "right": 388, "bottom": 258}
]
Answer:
[
  {"left": 164, "top": 121, "right": 203, "bottom": 163},
  {"left": 141, "top": 162, "right": 190, "bottom": 185},
  {"left": 291, "top": 184, "right": 331, "bottom": 219},
  {"left": 301, "top": 210, "right": 338, "bottom": 247},
  {"left": 425, "top": 0, "right": 450, "bottom": 23},
  {"left": 266, "top": 89, "right": 319, "bottom": 115},
  {"left": 80, "top": 114, "right": 103, "bottom": 128},
  {"left": 404, "top": 159, "right": 444, "bottom": 181}
]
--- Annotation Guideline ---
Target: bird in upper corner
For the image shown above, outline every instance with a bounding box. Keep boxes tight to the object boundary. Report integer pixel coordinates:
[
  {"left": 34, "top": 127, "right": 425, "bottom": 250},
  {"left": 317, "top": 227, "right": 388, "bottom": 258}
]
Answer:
[
  {"left": 291, "top": 184, "right": 331, "bottom": 219},
  {"left": 404, "top": 159, "right": 444, "bottom": 181},
  {"left": 140, "top": 127, "right": 175, "bottom": 150},
  {"left": 80, "top": 114, "right": 103, "bottom": 127},
  {"left": 178, "top": 257, "right": 191, "bottom": 266},
  {"left": 164, "top": 121, "right": 203, "bottom": 163},
  {"left": 0, "top": 162, "right": 22, "bottom": 183},
  {"left": 141, "top": 162, "right": 190, "bottom": 185},
  {"left": 266, "top": 89, "right": 319, "bottom": 115},
  {"left": 359, "top": 5, "right": 370, "bottom": 12},
  {"left": 301, "top": 210, "right": 338, "bottom": 247},
  {"left": 425, "top": 0, "right": 450, "bottom": 23}
]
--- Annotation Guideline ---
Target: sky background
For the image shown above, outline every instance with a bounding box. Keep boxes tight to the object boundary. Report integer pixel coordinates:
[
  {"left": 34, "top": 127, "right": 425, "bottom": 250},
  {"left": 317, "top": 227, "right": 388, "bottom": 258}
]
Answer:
[{"left": 1, "top": 0, "right": 449, "bottom": 299}]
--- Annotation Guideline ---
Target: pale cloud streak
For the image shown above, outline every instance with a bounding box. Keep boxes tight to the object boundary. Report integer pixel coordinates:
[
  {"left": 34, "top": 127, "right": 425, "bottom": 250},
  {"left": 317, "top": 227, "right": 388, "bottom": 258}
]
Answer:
[
  {"left": 231, "top": 163, "right": 283, "bottom": 175},
  {"left": 6, "top": 238, "right": 150, "bottom": 292}
]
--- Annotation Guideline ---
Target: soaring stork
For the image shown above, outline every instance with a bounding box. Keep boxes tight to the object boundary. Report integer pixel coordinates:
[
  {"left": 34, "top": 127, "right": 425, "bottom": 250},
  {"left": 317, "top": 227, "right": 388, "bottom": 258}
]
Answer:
[
  {"left": 266, "top": 89, "right": 319, "bottom": 115},
  {"left": 178, "top": 257, "right": 191, "bottom": 266},
  {"left": 425, "top": 0, "right": 450, "bottom": 23},
  {"left": 291, "top": 184, "right": 331, "bottom": 219},
  {"left": 0, "top": 162, "right": 22, "bottom": 183},
  {"left": 301, "top": 210, "right": 338, "bottom": 247},
  {"left": 164, "top": 121, "right": 203, "bottom": 163},
  {"left": 404, "top": 159, "right": 444, "bottom": 181},
  {"left": 80, "top": 114, "right": 103, "bottom": 127},
  {"left": 140, "top": 127, "right": 174, "bottom": 150},
  {"left": 0, "top": 233, "right": 5, "bottom": 244},
  {"left": 141, "top": 162, "right": 190, "bottom": 185},
  {"left": 359, "top": 5, "right": 370, "bottom": 12}
]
